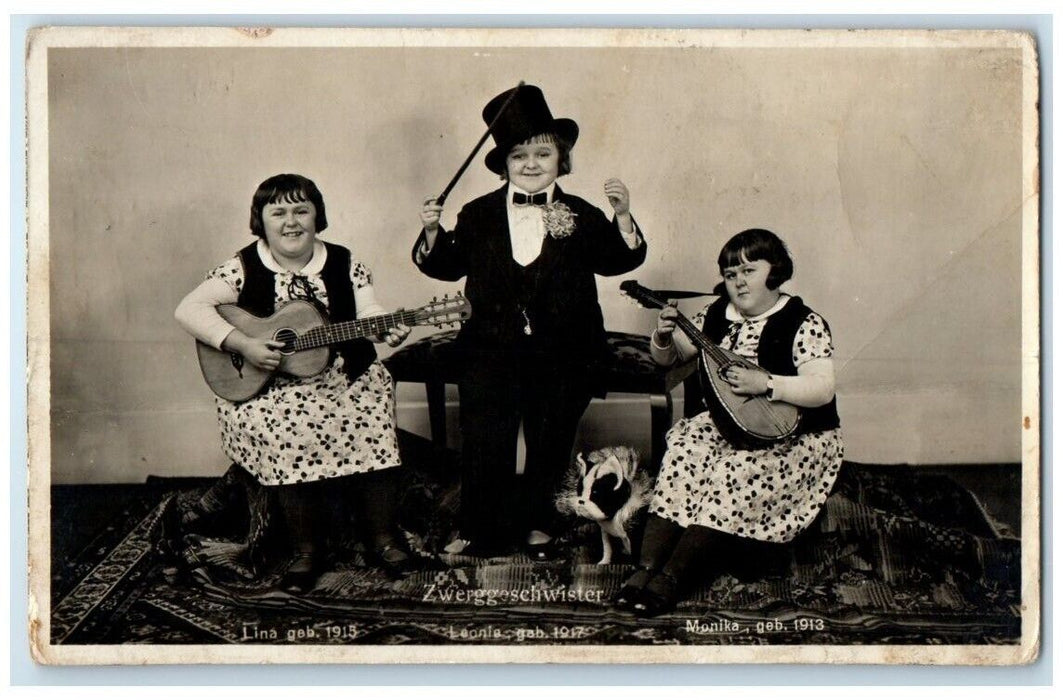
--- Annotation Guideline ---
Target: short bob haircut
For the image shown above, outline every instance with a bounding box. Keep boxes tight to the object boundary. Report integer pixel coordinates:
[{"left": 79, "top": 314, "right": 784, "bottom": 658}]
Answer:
[
  {"left": 717, "top": 228, "right": 794, "bottom": 290},
  {"left": 249, "top": 173, "right": 328, "bottom": 238},
  {"left": 500, "top": 132, "right": 574, "bottom": 179}
]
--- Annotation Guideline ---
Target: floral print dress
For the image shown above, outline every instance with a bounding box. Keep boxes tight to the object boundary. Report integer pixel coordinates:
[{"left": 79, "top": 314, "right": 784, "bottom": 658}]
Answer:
[
  {"left": 206, "top": 250, "right": 401, "bottom": 487},
  {"left": 650, "top": 301, "right": 844, "bottom": 543}
]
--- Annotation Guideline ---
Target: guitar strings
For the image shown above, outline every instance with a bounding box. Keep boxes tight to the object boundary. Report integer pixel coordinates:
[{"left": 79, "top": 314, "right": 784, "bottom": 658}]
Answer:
[
  {"left": 294, "top": 310, "right": 420, "bottom": 351},
  {"left": 293, "top": 302, "right": 466, "bottom": 351}
]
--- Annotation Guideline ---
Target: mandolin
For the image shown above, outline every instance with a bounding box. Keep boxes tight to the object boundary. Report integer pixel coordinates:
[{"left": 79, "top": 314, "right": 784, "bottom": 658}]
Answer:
[
  {"left": 197, "top": 294, "right": 471, "bottom": 401},
  {"left": 620, "top": 280, "right": 799, "bottom": 446}
]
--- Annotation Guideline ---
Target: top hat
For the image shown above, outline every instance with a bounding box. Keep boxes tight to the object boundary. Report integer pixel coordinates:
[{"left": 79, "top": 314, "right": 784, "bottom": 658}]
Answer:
[{"left": 482, "top": 84, "right": 579, "bottom": 175}]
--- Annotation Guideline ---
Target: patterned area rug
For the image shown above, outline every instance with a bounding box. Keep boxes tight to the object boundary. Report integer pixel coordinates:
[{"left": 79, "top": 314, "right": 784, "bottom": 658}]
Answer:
[{"left": 51, "top": 432, "right": 1020, "bottom": 646}]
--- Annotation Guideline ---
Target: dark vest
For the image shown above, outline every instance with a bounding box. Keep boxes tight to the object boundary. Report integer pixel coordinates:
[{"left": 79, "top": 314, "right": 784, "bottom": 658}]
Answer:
[
  {"left": 683, "top": 295, "right": 840, "bottom": 436},
  {"left": 236, "top": 241, "right": 377, "bottom": 383}
]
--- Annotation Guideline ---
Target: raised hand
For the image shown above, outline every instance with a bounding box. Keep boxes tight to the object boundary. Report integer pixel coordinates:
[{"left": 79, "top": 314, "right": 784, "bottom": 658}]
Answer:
[{"left": 604, "top": 178, "right": 630, "bottom": 216}]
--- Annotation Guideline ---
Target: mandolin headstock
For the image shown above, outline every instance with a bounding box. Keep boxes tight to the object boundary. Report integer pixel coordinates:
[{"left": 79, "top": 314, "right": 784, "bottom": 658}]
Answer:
[{"left": 619, "top": 280, "right": 667, "bottom": 310}]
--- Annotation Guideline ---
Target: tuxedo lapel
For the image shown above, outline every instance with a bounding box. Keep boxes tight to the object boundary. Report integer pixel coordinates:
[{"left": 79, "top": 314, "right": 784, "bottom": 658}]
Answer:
[
  {"left": 477, "top": 186, "right": 519, "bottom": 275},
  {"left": 483, "top": 185, "right": 513, "bottom": 260},
  {"left": 530, "top": 184, "right": 571, "bottom": 278},
  {"left": 481, "top": 186, "right": 527, "bottom": 300}
]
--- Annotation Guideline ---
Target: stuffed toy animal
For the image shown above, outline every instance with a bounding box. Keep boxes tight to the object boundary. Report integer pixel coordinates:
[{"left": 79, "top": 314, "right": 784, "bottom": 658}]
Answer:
[{"left": 555, "top": 446, "right": 652, "bottom": 564}]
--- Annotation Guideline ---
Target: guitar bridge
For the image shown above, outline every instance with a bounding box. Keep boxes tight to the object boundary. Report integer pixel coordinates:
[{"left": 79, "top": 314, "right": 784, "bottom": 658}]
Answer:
[{"left": 229, "top": 353, "right": 244, "bottom": 378}]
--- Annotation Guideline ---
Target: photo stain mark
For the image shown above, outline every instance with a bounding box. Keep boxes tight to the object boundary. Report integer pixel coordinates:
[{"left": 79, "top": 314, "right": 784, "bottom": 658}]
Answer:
[{"left": 236, "top": 28, "right": 274, "bottom": 39}]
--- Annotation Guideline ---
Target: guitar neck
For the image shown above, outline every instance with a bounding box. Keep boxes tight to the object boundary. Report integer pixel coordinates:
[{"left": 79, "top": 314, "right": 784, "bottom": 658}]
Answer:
[{"left": 294, "top": 310, "right": 419, "bottom": 351}]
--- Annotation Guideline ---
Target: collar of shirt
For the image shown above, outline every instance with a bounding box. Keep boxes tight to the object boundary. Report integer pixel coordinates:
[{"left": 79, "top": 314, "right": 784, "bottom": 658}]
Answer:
[
  {"left": 725, "top": 293, "right": 791, "bottom": 322},
  {"left": 506, "top": 183, "right": 555, "bottom": 266},
  {"left": 506, "top": 182, "right": 556, "bottom": 209},
  {"left": 256, "top": 239, "right": 327, "bottom": 275}
]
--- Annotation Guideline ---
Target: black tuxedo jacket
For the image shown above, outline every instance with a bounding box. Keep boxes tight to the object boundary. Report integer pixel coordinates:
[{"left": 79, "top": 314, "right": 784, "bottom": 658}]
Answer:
[{"left": 412, "top": 184, "right": 647, "bottom": 370}]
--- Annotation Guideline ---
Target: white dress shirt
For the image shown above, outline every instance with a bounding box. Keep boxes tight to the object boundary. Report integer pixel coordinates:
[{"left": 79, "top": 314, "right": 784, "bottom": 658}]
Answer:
[
  {"left": 417, "top": 183, "right": 643, "bottom": 265},
  {"left": 506, "top": 182, "right": 555, "bottom": 266}
]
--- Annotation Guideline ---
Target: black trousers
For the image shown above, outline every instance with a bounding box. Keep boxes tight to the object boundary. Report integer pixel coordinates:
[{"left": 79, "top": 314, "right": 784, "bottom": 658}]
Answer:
[{"left": 458, "top": 359, "right": 592, "bottom": 547}]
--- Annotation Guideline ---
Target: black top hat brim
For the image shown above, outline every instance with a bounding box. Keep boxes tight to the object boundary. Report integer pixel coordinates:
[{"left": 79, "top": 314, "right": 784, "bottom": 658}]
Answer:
[
  {"left": 484, "top": 118, "right": 578, "bottom": 175},
  {"left": 480, "top": 85, "right": 579, "bottom": 175}
]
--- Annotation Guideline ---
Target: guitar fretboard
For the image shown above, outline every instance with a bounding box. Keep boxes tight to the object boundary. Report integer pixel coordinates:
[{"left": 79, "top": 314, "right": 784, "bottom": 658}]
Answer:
[{"left": 294, "top": 310, "right": 420, "bottom": 351}]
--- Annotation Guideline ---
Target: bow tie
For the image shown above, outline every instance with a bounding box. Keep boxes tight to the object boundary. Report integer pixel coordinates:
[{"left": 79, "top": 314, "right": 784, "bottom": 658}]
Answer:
[{"left": 512, "top": 191, "right": 548, "bottom": 206}]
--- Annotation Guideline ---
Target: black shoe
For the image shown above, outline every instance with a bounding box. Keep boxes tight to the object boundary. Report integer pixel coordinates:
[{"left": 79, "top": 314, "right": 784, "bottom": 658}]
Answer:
[
  {"left": 373, "top": 545, "right": 421, "bottom": 580},
  {"left": 279, "top": 553, "right": 319, "bottom": 594},
  {"left": 612, "top": 567, "right": 654, "bottom": 611},
  {"left": 632, "top": 573, "right": 679, "bottom": 618},
  {"left": 443, "top": 536, "right": 473, "bottom": 555},
  {"left": 524, "top": 531, "right": 557, "bottom": 562},
  {"left": 524, "top": 540, "right": 557, "bottom": 562}
]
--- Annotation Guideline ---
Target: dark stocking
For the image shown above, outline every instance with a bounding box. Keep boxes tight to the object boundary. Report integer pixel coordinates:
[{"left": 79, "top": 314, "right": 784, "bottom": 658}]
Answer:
[
  {"left": 614, "top": 515, "right": 683, "bottom": 608},
  {"left": 275, "top": 483, "right": 319, "bottom": 569},
  {"left": 346, "top": 469, "right": 419, "bottom": 578},
  {"left": 355, "top": 469, "right": 405, "bottom": 552},
  {"left": 658, "top": 524, "right": 722, "bottom": 588},
  {"left": 635, "top": 525, "right": 726, "bottom": 617},
  {"left": 637, "top": 514, "right": 685, "bottom": 571}
]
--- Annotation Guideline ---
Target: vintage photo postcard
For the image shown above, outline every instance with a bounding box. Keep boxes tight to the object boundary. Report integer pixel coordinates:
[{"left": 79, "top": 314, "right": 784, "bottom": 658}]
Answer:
[{"left": 25, "top": 26, "right": 1040, "bottom": 665}]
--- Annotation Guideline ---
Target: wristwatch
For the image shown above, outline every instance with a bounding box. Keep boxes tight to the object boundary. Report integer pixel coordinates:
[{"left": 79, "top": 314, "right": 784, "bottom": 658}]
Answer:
[{"left": 765, "top": 374, "right": 776, "bottom": 400}]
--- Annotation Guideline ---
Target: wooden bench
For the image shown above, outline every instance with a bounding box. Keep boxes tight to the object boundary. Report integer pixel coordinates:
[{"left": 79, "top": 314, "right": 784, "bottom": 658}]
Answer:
[{"left": 384, "top": 330, "right": 695, "bottom": 467}]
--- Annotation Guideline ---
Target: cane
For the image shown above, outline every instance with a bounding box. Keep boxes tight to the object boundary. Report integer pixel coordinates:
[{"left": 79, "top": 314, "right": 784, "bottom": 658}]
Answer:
[{"left": 433, "top": 81, "right": 525, "bottom": 207}]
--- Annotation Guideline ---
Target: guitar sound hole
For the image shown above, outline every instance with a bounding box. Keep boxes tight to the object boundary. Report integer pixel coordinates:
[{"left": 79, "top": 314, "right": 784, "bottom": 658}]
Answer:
[{"left": 274, "top": 328, "right": 298, "bottom": 355}]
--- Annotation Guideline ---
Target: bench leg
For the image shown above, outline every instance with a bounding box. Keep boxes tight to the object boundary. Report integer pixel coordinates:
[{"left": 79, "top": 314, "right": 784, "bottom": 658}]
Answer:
[
  {"left": 649, "top": 392, "right": 673, "bottom": 473},
  {"left": 426, "top": 380, "right": 447, "bottom": 448}
]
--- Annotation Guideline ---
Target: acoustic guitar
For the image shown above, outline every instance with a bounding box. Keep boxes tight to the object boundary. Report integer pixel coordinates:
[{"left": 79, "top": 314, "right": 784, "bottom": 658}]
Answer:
[
  {"left": 197, "top": 294, "right": 471, "bottom": 401},
  {"left": 620, "top": 280, "right": 799, "bottom": 446}
]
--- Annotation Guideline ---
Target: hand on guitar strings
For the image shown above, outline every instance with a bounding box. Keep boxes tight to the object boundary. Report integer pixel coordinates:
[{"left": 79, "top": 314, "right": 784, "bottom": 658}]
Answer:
[
  {"left": 724, "top": 365, "right": 771, "bottom": 397},
  {"left": 376, "top": 323, "right": 412, "bottom": 348},
  {"left": 223, "top": 331, "right": 285, "bottom": 371}
]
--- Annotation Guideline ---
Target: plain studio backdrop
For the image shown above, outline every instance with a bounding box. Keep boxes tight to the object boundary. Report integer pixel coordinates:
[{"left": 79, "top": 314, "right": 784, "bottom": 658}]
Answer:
[{"left": 43, "top": 40, "right": 1026, "bottom": 483}]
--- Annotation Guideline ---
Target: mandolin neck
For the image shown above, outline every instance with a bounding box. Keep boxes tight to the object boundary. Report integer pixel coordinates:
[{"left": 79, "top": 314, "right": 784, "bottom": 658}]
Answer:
[
  {"left": 622, "top": 281, "right": 756, "bottom": 370},
  {"left": 671, "top": 311, "right": 736, "bottom": 367},
  {"left": 293, "top": 310, "right": 419, "bottom": 351}
]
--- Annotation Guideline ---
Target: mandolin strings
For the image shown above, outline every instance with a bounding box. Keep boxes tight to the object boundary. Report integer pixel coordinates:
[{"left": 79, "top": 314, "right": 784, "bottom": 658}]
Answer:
[{"left": 629, "top": 283, "right": 794, "bottom": 436}]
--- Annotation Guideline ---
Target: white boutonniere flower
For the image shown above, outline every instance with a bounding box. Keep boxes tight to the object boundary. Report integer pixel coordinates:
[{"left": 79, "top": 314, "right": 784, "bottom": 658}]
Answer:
[{"left": 542, "top": 201, "right": 578, "bottom": 239}]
